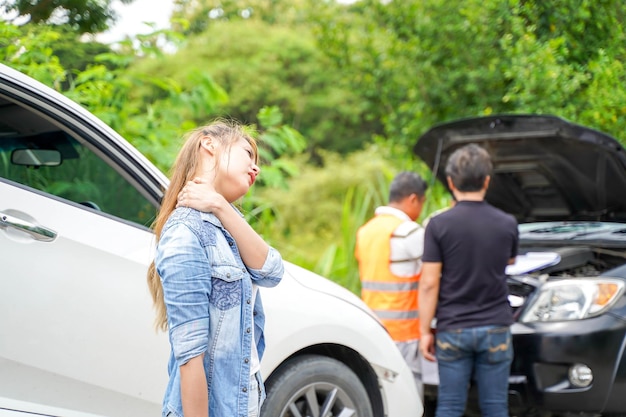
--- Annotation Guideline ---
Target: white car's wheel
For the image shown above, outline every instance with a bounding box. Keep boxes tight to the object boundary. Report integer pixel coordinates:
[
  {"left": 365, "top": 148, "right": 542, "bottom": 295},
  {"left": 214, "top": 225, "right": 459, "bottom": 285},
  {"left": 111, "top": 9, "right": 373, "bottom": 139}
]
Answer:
[{"left": 262, "top": 354, "right": 374, "bottom": 417}]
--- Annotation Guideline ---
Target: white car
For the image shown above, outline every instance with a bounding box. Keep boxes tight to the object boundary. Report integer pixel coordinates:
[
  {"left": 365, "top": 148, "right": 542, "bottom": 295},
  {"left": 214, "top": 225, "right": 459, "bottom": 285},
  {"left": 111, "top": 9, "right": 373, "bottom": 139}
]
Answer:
[{"left": 0, "top": 63, "right": 422, "bottom": 417}]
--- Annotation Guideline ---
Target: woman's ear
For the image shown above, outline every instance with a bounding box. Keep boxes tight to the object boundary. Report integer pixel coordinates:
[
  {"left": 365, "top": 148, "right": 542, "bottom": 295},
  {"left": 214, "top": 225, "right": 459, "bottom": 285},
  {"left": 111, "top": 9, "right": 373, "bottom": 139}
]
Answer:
[{"left": 200, "top": 138, "right": 216, "bottom": 154}]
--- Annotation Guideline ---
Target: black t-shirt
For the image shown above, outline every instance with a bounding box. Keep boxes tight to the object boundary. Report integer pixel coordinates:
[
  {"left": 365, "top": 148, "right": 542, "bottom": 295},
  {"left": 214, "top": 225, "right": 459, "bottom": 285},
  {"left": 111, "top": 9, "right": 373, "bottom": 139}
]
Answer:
[{"left": 422, "top": 200, "right": 519, "bottom": 331}]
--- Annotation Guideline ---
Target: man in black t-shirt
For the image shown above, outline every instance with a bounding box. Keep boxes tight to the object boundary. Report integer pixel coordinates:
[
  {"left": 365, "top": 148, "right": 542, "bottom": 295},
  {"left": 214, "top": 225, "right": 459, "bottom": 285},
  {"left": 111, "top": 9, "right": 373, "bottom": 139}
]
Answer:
[{"left": 419, "top": 144, "right": 518, "bottom": 417}]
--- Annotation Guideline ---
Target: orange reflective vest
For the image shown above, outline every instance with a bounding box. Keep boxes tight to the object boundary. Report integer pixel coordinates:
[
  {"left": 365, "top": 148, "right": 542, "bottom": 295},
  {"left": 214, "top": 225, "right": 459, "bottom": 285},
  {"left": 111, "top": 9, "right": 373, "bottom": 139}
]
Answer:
[{"left": 355, "top": 214, "right": 420, "bottom": 342}]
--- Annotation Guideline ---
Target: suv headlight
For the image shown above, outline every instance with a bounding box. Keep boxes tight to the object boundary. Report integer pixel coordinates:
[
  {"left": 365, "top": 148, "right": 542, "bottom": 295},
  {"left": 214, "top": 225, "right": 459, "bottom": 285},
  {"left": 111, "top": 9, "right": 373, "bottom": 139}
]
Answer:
[{"left": 520, "top": 278, "right": 624, "bottom": 323}]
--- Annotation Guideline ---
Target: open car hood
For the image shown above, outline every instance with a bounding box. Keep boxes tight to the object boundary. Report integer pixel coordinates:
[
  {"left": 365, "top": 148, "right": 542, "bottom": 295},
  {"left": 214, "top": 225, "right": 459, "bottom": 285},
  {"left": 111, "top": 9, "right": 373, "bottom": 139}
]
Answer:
[{"left": 414, "top": 114, "right": 626, "bottom": 223}]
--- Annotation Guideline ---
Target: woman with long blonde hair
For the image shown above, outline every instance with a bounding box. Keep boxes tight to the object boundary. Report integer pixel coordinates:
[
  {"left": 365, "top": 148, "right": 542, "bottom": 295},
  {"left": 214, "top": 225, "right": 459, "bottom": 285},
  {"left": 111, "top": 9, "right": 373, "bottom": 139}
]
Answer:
[{"left": 147, "top": 120, "right": 284, "bottom": 417}]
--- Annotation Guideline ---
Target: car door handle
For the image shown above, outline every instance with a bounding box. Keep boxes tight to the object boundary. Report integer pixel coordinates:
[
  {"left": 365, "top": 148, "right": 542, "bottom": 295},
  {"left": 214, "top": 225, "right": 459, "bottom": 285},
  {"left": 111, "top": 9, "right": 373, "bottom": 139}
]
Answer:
[{"left": 0, "top": 211, "right": 57, "bottom": 242}]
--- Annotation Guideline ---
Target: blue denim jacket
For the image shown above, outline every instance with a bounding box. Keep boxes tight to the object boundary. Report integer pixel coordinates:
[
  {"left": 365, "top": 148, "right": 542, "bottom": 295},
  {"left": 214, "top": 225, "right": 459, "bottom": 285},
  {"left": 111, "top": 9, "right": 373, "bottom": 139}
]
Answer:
[{"left": 155, "top": 207, "right": 284, "bottom": 417}]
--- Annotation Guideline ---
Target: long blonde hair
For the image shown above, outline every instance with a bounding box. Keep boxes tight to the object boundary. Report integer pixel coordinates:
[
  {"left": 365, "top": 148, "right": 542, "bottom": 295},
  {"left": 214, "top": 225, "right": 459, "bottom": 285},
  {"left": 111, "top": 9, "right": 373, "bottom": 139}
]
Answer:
[{"left": 147, "top": 120, "right": 258, "bottom": 331}]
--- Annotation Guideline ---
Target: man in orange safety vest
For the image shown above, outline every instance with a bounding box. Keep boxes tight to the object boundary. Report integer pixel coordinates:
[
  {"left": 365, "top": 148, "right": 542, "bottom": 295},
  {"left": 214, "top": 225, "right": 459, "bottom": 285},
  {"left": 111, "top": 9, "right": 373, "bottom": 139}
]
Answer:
[{"left": 355, "top": 171, "right": 428, "bottom": 399}]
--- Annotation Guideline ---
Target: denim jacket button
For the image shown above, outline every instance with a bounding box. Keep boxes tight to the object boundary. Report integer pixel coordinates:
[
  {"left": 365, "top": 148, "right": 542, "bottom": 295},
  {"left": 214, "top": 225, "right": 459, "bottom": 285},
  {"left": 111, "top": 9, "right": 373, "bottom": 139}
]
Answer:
[
  {"left": 242, "top": 387, "right": 248, "bottom": 392},
  {"left": 244, "top": 358, "right": 249, "bottom": 363},
  {"left": 226, "top": 273, "right": 231, "bottom": 278},
  {"left": 246, "top": 299, "right": 251, "bottom": 304},
  {"left": 229, "top": 241, "right": 234, "bottom": 246},
  {"left": 246, "top": 328, "right": 251, "bottom": 333}
]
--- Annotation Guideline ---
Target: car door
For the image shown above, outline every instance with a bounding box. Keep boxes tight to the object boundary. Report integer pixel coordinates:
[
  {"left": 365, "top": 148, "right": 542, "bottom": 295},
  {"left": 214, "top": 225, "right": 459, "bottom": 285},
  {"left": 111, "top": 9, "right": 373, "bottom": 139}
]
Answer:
[
  {"left": 0, "top": 396, "right": 109, "bottom": 417},
  {"left": 0, "top": 66, "right": 169, "bottom": 417}
]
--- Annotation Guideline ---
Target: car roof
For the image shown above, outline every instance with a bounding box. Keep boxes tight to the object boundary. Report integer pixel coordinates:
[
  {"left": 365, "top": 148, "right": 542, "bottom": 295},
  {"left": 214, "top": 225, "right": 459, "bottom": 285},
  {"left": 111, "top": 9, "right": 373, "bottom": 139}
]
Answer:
[{"left": 414, "top": 114, "right": 626, "bottom": 223}]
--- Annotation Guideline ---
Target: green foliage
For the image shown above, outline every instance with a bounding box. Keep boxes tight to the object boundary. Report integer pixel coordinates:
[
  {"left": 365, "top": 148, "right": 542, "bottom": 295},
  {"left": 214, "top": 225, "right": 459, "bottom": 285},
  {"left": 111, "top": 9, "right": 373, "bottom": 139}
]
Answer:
[
  {"left": 253, "top": 106, "right": 307, "bottom": 188},
  {"left": 1, "top": 24, "right": 67, "bottom": 88},
  {"left": 238, "top": 105, "right": 309, "bottom": 238},
  {"left": 171, "top": 0, "right": 316, "bottom": 35},
  {"left": 515, "top": 0, "right": 626, "bottom": 65},
  {"left": 2, "top": 0, "right": 135, "bottom": 33},
  {"left": 254, "top": 146, "right": 388, "bottom": 274},
  {"left": 497, "top": 2, "right": 626, "bottom": 137},
  {"left": 0, "top": 23, "right": 113, "bottom": 86},
  {"left": 48, "top": 25, "right": 112, "bottom": 74},
  {"left": 314, "top": 182, "right": 383, "bottom": 294},
  {"left": 313, "top": 0, "right": 626, "bottom": 150},
  {"left": 577, "top": 53, "right": 626, "bottom": 133},
  {"left": 257, "top": 106, "right": 307, "bottom": 157},
  {"left": 131, "top": 17, "right": 374, "bottom": 155},
  {"left": 315, "top": 0, "right": 512, "bottom": 147}
]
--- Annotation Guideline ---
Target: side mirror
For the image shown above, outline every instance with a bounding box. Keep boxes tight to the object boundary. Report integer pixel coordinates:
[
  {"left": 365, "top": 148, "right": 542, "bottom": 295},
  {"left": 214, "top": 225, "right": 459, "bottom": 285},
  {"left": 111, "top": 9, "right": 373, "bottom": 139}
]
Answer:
[{"left": 11, "top": 149, "right": 62, "bottom": 167}]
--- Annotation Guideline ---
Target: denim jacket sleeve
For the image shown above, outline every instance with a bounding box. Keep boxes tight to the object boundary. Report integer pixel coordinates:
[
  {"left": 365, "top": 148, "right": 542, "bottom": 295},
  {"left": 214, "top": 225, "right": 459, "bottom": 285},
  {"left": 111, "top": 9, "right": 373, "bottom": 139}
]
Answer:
[
  {"left": 155, "top": 221, "right": 212, "bottom": 366},
  {"left": 247, "top": 246, "right": 284, "bottom": 288}
]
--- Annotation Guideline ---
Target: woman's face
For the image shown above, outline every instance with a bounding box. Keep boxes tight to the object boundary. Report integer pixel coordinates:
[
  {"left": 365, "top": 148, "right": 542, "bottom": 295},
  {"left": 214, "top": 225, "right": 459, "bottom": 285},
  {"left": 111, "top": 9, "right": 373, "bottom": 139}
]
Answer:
[{"left": 213, "top": 137, "right": 260, "bottom": 202}]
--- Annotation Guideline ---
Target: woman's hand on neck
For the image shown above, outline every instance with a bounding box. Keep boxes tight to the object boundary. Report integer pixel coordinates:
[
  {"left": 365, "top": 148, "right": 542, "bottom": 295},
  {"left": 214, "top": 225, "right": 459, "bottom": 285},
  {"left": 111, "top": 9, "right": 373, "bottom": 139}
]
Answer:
[{"left": 177, "top": 177, "right": 228, "bottom": 213}]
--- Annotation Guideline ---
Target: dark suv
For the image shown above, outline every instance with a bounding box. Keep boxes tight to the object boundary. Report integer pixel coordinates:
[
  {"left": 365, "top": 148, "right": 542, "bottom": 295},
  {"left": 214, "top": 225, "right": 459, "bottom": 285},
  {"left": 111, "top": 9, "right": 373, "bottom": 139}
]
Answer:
[{"left": 415, "top": 114, "right": 626, "bottom": 417}]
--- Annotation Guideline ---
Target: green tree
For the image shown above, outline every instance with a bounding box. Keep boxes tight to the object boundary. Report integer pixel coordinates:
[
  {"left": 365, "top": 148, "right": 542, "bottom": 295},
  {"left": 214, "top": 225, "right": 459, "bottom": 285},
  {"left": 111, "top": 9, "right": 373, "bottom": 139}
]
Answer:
[
  {"left": 171, "top": 0, "right": 316, "bottom": 35},
  {"left": 1, "top": 23, "right": 67, "bottom": 88},
  {"left": 132, "top": 17, "right": 376, "bottom": 156},
  {"left": 1, "top": 0, "right": 136, "bottom": 33},
  {"left": 313, "top": 0, "right": 626, "bottom": 148},
  {"left": 495, "top": 0, "right": 626, "bottom": 138},
  {"left": 515, "top": 0, "right": 626, "bottom": 65}
]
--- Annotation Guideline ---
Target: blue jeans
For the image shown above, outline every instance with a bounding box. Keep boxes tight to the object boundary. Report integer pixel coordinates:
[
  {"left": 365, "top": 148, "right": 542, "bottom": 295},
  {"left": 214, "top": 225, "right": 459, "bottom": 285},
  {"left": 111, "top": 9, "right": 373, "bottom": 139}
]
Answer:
[{"left": 435, "top": 325, "right": 513, "bottom": 417}]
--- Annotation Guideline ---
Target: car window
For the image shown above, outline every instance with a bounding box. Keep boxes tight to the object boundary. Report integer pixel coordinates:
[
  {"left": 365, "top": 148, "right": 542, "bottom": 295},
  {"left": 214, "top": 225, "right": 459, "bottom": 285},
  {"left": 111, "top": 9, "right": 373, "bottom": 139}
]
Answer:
[{"left": 0, "top": 107, "right": 156, "bottom": 228}]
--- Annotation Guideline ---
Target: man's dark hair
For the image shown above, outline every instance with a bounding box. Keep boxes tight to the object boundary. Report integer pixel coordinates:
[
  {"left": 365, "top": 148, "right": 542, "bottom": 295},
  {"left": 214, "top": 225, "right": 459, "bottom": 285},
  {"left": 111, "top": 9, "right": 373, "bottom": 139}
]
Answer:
[
  {"left": 445, "top": 144, "right": 493, "bottom": 192},
  {"left": 389, "top": 171, "right": 428, "bottom": 203}
]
